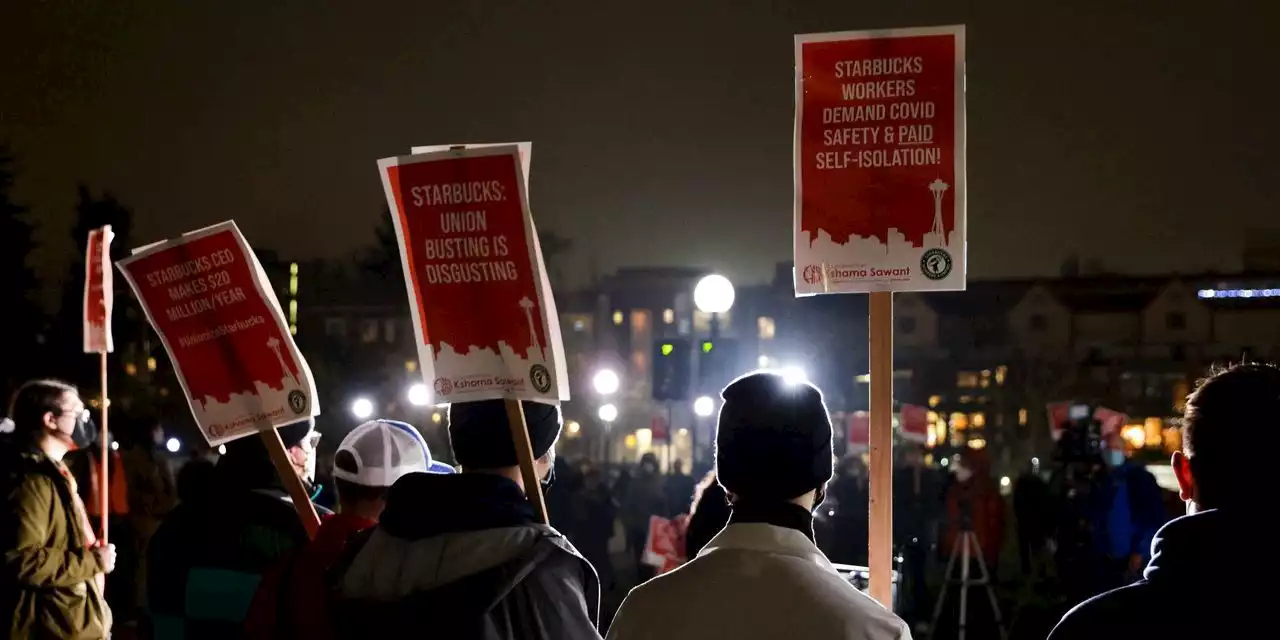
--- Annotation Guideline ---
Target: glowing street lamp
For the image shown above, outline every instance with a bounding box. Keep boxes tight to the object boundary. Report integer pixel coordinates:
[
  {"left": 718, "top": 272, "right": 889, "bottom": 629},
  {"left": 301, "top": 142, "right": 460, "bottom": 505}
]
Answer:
[
  {"left": 165, "top": 437, "right": 181, "bottom": 453},
  {"left": 351, "top": 397, "right": 375, "bottom": 420},
  {"left": 694, "top": 395, "right": 716, "bottom": 418},
  {"left": 592, "top": 369, "right": 621, "bottom": 396},
  {"left": 598, "top": 403, "right": 618, "bottom": 423},
  {"left": 407, "top": 383, "right": 430, "bottom": 407},
  {"left": 694, "top": 274, "right": 735, "bottom": 314}
]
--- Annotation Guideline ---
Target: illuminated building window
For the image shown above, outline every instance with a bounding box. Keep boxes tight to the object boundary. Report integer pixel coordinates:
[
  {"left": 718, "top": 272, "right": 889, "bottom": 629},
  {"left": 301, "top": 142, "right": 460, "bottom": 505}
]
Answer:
[
  {"left": 928, "top": 395, "right": 942, "bottom": 408},
  {"left": 146, "top": 357, "right": 157, "bottom": 372},
  {"left": 967, "top": 438, "right": 987, "bottom": 450},
  {"left": 1122, "top": 424, "right": 1147, "bottom": 450},
  {"left": 612, "top": 310, "right": 624, "bottom": 326},
  {"left": 959, "top": 395, "right": 972, "bottom": 404},
  {"left": 995, "top": 365, "right": 1008, "bottom": 386},
  {"left": 957, "top": 371, "right": 979, "bottom": 388},
  {"left": 289, "top": 262, "right": 298, "bottom": 276},
  {"left": 124, "top": 363, "right": 138, "bottom": 376},
  {"left": 950, "top": 412, "right": 968, "bottom": 430},
  {"left": 631, "top": 310, "right": 650, "bottom": 333},
  {"left": 1198, "top": 288, "right": 1280, "bottom": 299},
  {"left": 970, "top": 412, "right": 986, "bottom": 428},
  {"left": 1018, "top": 408, "right": 1028, "bottom": 426},
  {"left": 757, "top": 316, "right": 776, "bottom": 340},
  {"left": 288, "top": 300, "right": 297, "bottom": 324},
  {"left": 360, "top": 320, "right": 379, "bottom": 343},
  {"left": 1144, "top": 417, "right": 1164, "bottom": 447},
  {"left": 405, "top": 360, "right": 417, "bottom": 373},
  {"left": 288, "top": 274, "right": 298, "bottom": 296},
  {"left": 663, "top": 308, "right": 675, "bottom": 324},
  {"left": 289, "top": 324, "right": 297, "bottom": 335},
  {"left": 980, "top": 370, "right": 991, "bottom": 388},
  {"left": 624, "top": 433, "right": 638, "bottom": 449}
]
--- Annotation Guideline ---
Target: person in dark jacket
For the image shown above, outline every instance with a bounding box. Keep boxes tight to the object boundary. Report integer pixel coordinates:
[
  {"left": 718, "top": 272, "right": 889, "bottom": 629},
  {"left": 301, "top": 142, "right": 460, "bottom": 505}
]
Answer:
[
  {"left": 1, "top": 379, "right": 115, "bottom": 639},
  {"left": 1048, "top": 363, "right": 1279, "bottom": 639},
  {"left": 332, "top": 399, "right": 601, "bottom": 639},
  {"left": 683, "top": 470, "right": 730, "bottom": 558},
  {"left": 146, "top": 418, "right": 325, "bottom": 640}
]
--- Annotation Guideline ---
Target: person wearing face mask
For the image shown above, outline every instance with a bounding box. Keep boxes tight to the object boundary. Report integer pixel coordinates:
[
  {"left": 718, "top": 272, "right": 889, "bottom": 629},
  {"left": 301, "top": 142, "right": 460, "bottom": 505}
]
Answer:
[
  {"left": 1, "top": 379, "right": 114, "bottom": 639},
  {"left": 607, "top": 372, "right": 911, "bottom": 640},
  {"left": 145, "top": 418, "right": 327, "bottom": 639},
  {"left": 332, "top": 399, "right": 601, "bottom": 639},
  {"left": 1086, "top": 434, "right": 1167, "bottom": 594}
]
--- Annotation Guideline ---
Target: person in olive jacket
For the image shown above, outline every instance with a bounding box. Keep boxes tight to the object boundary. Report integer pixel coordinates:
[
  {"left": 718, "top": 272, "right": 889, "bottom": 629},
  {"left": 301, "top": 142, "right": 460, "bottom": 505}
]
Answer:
[{"left": 1, "top": 379, "right": 116, "bottom": 639}]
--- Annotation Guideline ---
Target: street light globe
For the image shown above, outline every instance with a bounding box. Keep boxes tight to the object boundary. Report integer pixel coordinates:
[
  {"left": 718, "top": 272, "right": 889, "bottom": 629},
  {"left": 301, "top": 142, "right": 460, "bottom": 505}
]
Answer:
[
  {"left": 694, "top": 274, "right": 735, "bottom": 314},
  {"left": 693, "top": 395, "right": 716, "bottom": 417},
  {"left": 407, "top": 383, "right": 430, "bottom": 407},
  {"left": 598, "top": 403, "right": 619, "bottom": 423},
  {"left": 165, "top": 437, "right": 181, "bottom": 453},
  {"left": 351, "top": 397, "right": 375, "bottom": 420},
  {"left": 592, "top": 369, "right": 621, "bottom": 396}
]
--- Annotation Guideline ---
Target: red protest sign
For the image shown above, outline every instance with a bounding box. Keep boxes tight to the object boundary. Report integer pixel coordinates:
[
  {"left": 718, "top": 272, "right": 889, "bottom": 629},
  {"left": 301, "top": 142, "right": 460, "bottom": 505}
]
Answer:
[
  {"left": 1047, "top": 401, "right": 1072, "bottom": 441},
  {"left": 379, "top": 145, "right": 568, "bottom": 404},
  {"left": 1093, "top": 406, "right": 1128, "bottom": 437},
  {"left": 899, "top": 404, "right": 929, "bottom": 443},
  {"left": 83, "top": 226, "right": 114, "bottom": 354},
  {"left": 847, "top": 411, "right": 870, "bottom": 452},
  {"left": 794, "top": 26, "right": 966, "bottom": 295},
  {"left": 116, "top": 222, "right": 318, "bottom": 446}
]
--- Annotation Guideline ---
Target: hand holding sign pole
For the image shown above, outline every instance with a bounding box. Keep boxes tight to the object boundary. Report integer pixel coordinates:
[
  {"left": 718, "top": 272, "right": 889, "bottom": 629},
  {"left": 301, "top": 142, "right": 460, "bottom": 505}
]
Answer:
[
  {"left": 116, "top": 221, "right": 321, "bottom": 538},
  {"left": 794, "top": 25, "right": 966, "bottom": 607},
  {"left": 380, "top": 144, "right": 567, "bottom": 524}
]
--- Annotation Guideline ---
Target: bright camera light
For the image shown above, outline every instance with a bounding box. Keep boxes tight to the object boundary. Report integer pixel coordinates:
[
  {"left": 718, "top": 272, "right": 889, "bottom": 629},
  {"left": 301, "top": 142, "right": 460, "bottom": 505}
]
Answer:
[
  {"left": 351, "top": 397, "right": 375, "bottom": 419},
  {"left": 693, "top": 395, "right": 715, "bottom": 417},
  {"left": 165, "top": 437, "right": 180, "bottom": 453},
  {"left": 781, "top": 366, "right": 807, "bottom": 385},
  {"left": 592, "top": 369, "right": 620, "bottom": 395},
  {"left": 407, "top": 383, "right": 430, "bottom": 407},
  {"left": 694, "top": 274, "right": 735, "bottom": 314},
  {"left": 598, "top": 403, "right": 618, "bottom": 423}
]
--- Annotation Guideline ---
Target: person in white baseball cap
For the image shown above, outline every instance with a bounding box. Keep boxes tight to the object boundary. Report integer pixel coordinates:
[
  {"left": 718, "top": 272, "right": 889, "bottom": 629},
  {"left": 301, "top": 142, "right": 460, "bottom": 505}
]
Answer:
[{"left": 245, "top": 419, "right": 452, "bottom": 640}]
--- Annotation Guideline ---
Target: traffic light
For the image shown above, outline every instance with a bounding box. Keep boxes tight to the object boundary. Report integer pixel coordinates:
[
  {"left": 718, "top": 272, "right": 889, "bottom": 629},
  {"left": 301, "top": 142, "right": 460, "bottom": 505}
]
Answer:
[
  {"left": 652, "top": 339, "right": 691, "bottom": 401},
  {"left": 697, "top": 338, "right": 739, "bottom": 391}
]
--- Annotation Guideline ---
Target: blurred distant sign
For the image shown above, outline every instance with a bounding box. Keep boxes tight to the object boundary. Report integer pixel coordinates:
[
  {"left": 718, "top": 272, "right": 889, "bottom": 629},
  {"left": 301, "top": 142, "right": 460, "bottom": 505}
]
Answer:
[
  {"left": 794, "top": 26, "right": 967, "bottom": 295},
  {"left": 83, "top": 226, "right": 114, "bottom": 354},
  {"left": 379, "top": 145, "right": 568, "bottom": 404}
]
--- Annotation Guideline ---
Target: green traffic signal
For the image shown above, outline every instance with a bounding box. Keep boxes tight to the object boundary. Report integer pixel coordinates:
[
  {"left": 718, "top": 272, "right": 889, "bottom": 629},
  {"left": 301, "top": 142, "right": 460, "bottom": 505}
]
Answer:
[
  {"left": 661, "top": 343, "right": 675, "bottom": 356},
  {"left": 701, "top": 341, "right": 713, "bottom": 353}
]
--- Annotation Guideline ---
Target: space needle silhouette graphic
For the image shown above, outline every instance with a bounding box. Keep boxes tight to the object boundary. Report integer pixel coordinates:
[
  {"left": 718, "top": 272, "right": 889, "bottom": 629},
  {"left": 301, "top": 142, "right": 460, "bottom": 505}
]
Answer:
[
  {"left": 519, "top": 297, "right": 541, "bottom": 360},
  {"left": 928, "top": 178, "right": 950, "bottom": 248}
]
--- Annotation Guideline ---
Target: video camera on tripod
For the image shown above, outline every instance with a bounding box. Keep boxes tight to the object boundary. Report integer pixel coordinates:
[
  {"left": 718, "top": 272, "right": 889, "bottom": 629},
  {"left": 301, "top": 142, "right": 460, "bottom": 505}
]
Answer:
[{"left": 1054, "top": 403, "right": 1106, "bottom": 465}]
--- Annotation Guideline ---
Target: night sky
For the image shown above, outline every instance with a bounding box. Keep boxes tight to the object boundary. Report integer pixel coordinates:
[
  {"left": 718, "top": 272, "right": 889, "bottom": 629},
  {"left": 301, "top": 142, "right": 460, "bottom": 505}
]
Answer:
[{"left": 3, "top": 1, "right": 1276, "bottom": 292}]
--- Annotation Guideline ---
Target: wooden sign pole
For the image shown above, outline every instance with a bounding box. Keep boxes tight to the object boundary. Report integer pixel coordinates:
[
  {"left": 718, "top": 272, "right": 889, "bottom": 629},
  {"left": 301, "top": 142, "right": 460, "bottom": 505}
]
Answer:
[
  {"left": 504, "top": 399, "right": 549, "bottom": 523},
  {"left": 867, "top": 290, "right": 895, "bottom": 607},
  {"left": 260, "top": 428, "right": 322, "bottom": 539},
  {"left": 98, "top": 352, "right": 110, "bottom": 544}
]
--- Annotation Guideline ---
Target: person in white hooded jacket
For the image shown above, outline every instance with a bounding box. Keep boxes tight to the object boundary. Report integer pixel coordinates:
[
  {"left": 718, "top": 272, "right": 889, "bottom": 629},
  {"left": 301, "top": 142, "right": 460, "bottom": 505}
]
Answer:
[{"left": 606, "top": 371, "right": 911, "bottom": 640}]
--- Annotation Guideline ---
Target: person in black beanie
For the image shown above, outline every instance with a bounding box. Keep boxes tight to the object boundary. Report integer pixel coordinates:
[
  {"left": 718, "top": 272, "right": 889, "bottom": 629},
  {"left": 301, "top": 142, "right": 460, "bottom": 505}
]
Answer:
[
  {"left": 608, "top": 372, "right": 911, "bottom": 640},
  {"left": 331, "top": 399, "right": 602, "bottom": 639}
]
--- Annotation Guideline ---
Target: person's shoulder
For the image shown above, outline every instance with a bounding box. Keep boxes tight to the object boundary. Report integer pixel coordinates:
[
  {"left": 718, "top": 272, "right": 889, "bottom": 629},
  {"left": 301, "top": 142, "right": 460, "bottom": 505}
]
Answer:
[{"left": 1049, "top": 581, "right": 1156, "bottom": 639}]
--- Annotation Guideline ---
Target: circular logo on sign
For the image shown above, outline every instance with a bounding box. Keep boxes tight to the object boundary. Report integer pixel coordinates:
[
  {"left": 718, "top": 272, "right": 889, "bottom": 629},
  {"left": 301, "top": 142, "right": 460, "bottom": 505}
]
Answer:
[
  {"left": 529, "top": 365, "right": 552, "bottom": 394},
  {"left": 287, "top": 390, "right": 307, "bottom": 415},
  {"left": 433, "top": 377, "right": 453, "bottom": 396},
  {"left": 801, "top": 264, "right": 824, "bottom": 285},
  {"left": 920, "top": 249, "right": 953, "bottom": 281}
]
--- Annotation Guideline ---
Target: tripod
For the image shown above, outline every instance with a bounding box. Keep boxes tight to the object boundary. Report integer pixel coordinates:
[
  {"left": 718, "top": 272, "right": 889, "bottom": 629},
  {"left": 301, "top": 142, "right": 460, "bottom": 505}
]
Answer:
[{"left": 928, "top": 528, "right": 1006, "bottom": 640}]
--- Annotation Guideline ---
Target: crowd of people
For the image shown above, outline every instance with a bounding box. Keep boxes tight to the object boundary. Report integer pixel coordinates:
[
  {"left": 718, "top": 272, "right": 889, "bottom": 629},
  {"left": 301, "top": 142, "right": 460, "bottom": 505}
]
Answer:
[{"left": 1, "top": 363, "right": 1267, "bottom": 638}]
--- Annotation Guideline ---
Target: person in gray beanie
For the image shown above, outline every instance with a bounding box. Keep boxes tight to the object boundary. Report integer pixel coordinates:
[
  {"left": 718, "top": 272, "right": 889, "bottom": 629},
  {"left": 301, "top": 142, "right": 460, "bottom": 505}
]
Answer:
[
  {"left": 332, "top": 399, "right": 601, "bottom": 639},
  {"left": 608, "top": 371, "right": 912, "bottom": 640}
]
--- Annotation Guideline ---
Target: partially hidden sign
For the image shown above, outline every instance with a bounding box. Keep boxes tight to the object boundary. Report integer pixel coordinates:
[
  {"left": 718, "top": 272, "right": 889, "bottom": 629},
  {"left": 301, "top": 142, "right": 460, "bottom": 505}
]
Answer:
[
  {"left": 379, "top": 145, "right": 569, "bottom": 404},
  {"left": 794, "top": 25, "right": 966, "bottom": 295},
  {"left": 83, "top": 226, "right": 115, "bottom": 354},
  {"left": 116, "top": 222, "right": 318, "bottom": 446}
]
